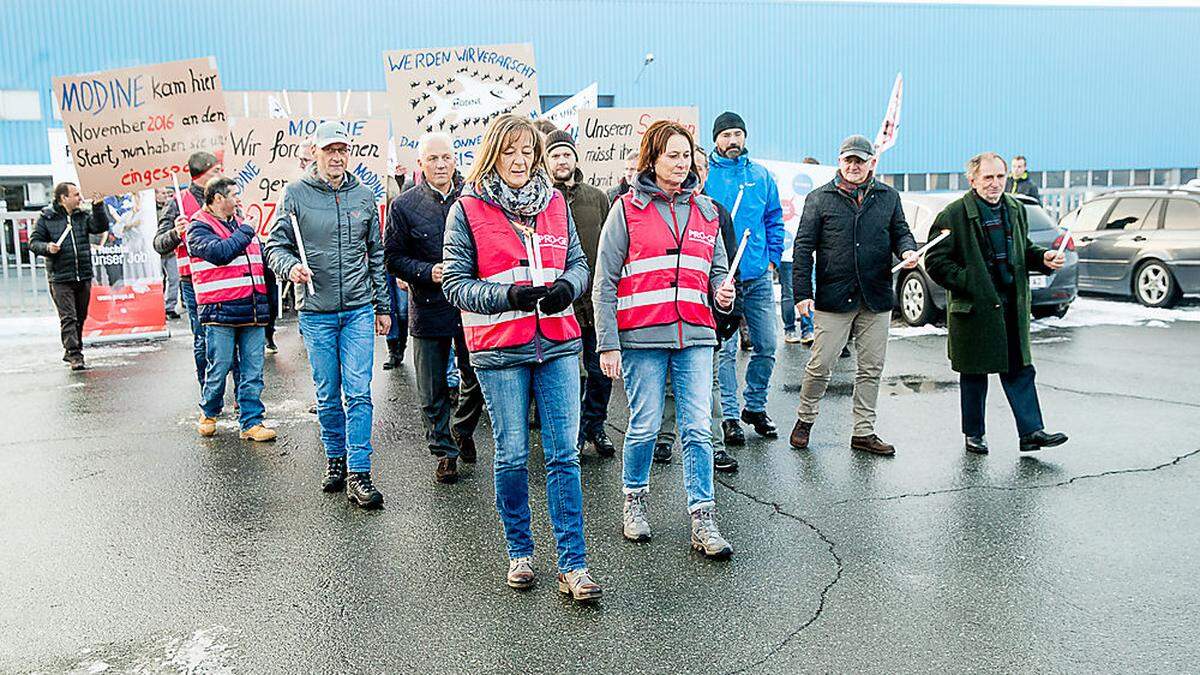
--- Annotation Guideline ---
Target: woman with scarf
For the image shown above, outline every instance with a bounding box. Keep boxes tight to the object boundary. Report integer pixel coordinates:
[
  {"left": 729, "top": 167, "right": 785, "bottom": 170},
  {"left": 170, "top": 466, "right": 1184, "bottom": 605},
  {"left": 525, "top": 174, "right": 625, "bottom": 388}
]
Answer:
[
  {"left": 592, "top": 120, "right": 737, "bottom": 559},
  {"left": 442, "top": 114, "right": 600, "bottom": 603}
]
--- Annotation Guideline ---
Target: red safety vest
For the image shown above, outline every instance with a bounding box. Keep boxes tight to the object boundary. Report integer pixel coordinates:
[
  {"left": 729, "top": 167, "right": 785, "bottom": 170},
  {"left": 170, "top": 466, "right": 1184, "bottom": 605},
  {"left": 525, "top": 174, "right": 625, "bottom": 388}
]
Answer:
[
  {"left": 176, "top": 188, "right": 202, "bottom": 278},
  {"left": 189, "top": 209, "right": 267, "bottom": 306},
  {"left": 616, "top": 192, "right": 718, "bottom": 331},
  {"left": 459, "top": 191, "right": 581, "bottom": 352}
]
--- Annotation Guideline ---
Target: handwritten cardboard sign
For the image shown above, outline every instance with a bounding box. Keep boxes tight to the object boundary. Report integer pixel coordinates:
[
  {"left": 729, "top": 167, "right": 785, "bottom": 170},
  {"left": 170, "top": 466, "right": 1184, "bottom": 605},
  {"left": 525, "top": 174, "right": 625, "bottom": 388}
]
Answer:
[
  {"left": 539, "top": 82, "right": 598, "bottom": 140},
  {"left": 576, "top": 107, "right": 698, "bottom": 190}
]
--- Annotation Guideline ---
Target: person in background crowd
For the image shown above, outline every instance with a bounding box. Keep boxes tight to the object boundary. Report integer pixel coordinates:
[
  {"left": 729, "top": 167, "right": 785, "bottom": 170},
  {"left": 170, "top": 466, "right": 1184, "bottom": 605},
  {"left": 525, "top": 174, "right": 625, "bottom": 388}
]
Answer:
[
  {"left": 382, "top": 166, "right": 411, "bottom": 370},
  {"left": 706, "top": 111, "right": 785, "bottom": 447},
  {"left": 442, "top": 114, "right": 600, "bottom": 603},
  {"left": 1006, "top": 155, "right": 1041, "bottom": 203},
  {"left": 790, "top": 135, "right": 919, "bottom": 456},
  {"left": 154, "top": 186, "right": 181, "bottom": 319},
  {"left": 594, "top": 120, "right": 737, "bottom": 559},
  {"left": 532, "top": 118, "right": 558, "bottom": 138},
  {"left": 29, "top": 182, "right": 110, "bottom": 370},
  {"left": 925, "top": 152, "right": 1068, "bottom": 455},
  {"left": 266, "top": 121, "right": 392, "bottom": 510},
  {"left": 544, "top": 129, "right": 617, "bottom": 459},
  {"left": 778, "top": 157, "right": 822, "bottom": 346},
  {"left": 186, "top": 178, "right": 275, "bottom": 443},
  {"left": 386, "top": 132, "right": 483, "bottom": 484},
  {"left": 606, "top": 156, "right": 639, "bottom": 203}
]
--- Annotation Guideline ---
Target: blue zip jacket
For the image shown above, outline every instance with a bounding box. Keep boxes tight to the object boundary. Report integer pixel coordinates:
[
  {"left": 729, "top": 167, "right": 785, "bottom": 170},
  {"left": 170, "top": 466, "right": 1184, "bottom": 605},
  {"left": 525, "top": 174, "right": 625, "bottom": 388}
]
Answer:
[{"left": 706, "top": 150, "right": 784, "bottom": 281}]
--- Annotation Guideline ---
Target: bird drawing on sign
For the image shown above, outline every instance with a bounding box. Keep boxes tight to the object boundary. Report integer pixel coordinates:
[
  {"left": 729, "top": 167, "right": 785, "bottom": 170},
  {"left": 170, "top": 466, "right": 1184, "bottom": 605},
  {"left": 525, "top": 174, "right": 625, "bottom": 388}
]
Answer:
[
  {"left": 421, "top": 92, "right": 430, "bottom": 100},
  {"left": 410, "top": 98, "right": 420, "bottom": 109},
  {"left": 436, "top": 84, "right": 445, "bottom": 91},
  {"left": 449, "top": 124, "right": 458, "bottom": 133},
  {"left": 506, "top": 76, "right": 515, "bottom": 84},
  {"left": 515, "top": 82, "right": 525, "bottom": 91},
  {"left": 416, "top": 113, "right": 426, "bottom": 124},
  {"left": 410, "top": 81, "right": 420, "bottom": 88},
  {"left": 426, "top": 105, "right": 436, "bottom": 116},
  {"left": 457, "top": 67, "right": 468, "bottom": 73},
  {"left": 438, "top": 119, "right": 446, "bottom": 130},
  {"left": 426, "top": 79, "right": 435, "bottom": 86},
  {"left": 470, "top": 69, "right": 479, "bottom": 77},
  {"left": 419, "top": 74, "right": 523, "bottom": 130},
  {"left": 425, "top": 125, "right": 433, "bottom": 133}
]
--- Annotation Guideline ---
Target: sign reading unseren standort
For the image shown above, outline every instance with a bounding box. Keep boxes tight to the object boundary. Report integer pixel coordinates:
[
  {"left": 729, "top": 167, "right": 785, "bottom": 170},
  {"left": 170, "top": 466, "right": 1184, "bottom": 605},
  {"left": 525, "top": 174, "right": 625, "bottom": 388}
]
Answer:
[
  {"left": 383, "top": 43, "right": 539, "bottom": 174},
  {"left": 226, "top": 117, "right": 389, "bottom": 238},
  {"left": 53, "top": 57, "right": 229, "bottom": 197},
  {"left": 576, "top": 107, "right": 699, "bottom": 191}
]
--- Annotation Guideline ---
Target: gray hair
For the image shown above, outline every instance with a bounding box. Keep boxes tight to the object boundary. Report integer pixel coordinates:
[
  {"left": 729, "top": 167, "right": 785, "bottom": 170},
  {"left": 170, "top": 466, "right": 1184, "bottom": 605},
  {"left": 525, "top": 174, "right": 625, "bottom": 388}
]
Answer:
[
  {"left": 966, "top": 152, "right": 1007, "bottom": 179},
  {"left": 417, "top": 132, "right": 453, "bottom": 158}
]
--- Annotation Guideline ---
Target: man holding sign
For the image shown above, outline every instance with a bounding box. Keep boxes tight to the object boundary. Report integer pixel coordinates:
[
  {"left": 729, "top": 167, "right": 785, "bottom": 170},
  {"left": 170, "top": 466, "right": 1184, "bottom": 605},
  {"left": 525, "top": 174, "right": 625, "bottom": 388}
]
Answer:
[
  {"left": 790, "top": 135, "right": 918, "bottom": 456},
  {"left": 925, "top": 152, "right": 1067, "bottom": 455}
]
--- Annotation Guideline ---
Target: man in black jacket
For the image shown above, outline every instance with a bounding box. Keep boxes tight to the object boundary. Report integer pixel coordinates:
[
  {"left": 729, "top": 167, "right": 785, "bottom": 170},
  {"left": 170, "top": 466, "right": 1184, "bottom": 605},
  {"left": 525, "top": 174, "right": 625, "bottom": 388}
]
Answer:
[
  {"left": 385, "top": 132, "right": 482, "bottom": 485},
  {"left": 789, "top": 135, "right": 919, "bottom": 456},
  {"left": 29, "top": 182, "right": 110, "bottom": 370}
]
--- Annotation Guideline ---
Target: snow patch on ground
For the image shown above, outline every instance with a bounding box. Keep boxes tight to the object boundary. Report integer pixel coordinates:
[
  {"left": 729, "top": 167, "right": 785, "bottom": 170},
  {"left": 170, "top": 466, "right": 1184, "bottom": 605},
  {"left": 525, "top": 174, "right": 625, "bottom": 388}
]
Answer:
[
  {"left": 889, "top": 324, "right": 947, "bottom": 340},
  {"left": 1034, "top": 297, "right": 1200, "bottom": 330},
  {"left": 69, "top": 626, "right": 234, "bottom": 674}
]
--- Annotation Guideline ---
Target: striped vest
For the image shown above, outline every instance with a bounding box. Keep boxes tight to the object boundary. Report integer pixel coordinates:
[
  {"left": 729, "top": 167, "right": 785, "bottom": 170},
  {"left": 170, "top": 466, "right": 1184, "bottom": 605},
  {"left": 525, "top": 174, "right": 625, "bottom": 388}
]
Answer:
[
  {"left": 189, "top": 209, "right": 267, "bottom": 306},
  {"left": 175, "top": 188, "right": 202, "bottom": 278}
]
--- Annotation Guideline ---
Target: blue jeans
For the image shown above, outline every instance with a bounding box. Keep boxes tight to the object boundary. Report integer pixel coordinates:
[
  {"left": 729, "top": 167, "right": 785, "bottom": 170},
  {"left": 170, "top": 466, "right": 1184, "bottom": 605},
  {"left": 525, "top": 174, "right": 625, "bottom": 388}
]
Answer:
[
  {"left": 446, "top": 341, "right": 461, "bottom": 388},
  {"left": 475, "top": 354, "right": 588, "bottom": 574},
  {"left": 180, "top": 280, "right": 206, "bottom": 386},
  {"left": 778, "top": 261, "right": 813, "bottom": 335},
  {"left": 200, "top": 325, "right": 266, "bottom": 430},
  {"left": 299, "top": 304, "right": 377, "bottom": 473},
  {"left": 622, "top": 346, "right": 715, "bottom": 512},
  {"left": 719, "top": 272, "right": 778, "bottom": 417}
]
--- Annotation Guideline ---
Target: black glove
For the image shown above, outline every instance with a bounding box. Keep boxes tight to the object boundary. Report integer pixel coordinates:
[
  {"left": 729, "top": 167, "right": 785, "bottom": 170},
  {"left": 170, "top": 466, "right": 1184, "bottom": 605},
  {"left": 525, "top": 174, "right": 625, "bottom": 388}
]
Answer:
[
  {"left": 716, "top": 312, "right": 741, "bottom": 342},
  {"left": 507, "top": 284, "right": 550, "bottom": 312},
  {"left": 538, "top": 279, "right": 575, "bottom": 315}
]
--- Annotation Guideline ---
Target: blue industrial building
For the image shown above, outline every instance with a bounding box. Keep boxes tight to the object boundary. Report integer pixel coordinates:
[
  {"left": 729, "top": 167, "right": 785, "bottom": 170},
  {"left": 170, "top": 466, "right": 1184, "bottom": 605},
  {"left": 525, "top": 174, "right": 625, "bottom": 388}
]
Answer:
[{"left": 2, "top": 0, "right": 1198, "bottom": 206}]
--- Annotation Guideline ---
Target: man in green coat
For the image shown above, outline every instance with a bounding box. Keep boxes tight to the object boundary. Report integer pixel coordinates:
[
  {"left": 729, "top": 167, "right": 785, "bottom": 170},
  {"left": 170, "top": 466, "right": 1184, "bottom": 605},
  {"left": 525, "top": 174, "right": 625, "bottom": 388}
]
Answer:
[{"left": 925, "top": 152, "right": 1068, "bottom": 455}]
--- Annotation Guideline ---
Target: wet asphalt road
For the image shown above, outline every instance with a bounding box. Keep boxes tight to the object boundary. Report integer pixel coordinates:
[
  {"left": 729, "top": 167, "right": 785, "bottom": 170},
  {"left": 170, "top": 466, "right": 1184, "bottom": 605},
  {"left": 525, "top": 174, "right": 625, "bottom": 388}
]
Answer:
[{"left": 2, "top": 298, "right": 1199, "bottom": 673}]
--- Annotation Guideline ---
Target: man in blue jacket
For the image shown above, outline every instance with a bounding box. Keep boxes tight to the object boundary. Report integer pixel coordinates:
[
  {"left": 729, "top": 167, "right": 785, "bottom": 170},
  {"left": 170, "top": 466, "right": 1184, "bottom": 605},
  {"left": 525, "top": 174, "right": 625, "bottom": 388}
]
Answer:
[{"left": 706, "top": 111, "right": 785, "bottom": 446}]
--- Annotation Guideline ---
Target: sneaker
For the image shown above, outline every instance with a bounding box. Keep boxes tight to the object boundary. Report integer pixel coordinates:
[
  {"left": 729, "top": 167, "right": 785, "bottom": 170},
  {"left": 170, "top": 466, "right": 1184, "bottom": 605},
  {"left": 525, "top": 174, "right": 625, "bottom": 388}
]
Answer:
[
  {"left": 322, "top": 456, "right": 347, "bottom": 493},
  {"left": 557, "top": 568, "right": 602, "bottom": 603},
  {"left": 713, "top": 449, "right": 739, "bottom": 473},
  {"left": 198, "top": 415, "right": 217, "bottom": 437},
  {"left": 346, "top": 472, "right": 384, "bottom": 509},
  {"left": 166, "top": 309, "right": 181, "bottom": 319},
  {"left": 691, "top": 507, "right": 734, "bottom": 558},
  {"left": 783, "top": 329, "right": 801, "bottom": 344},
  {"left": 435, "top": 457, "right": 458, "bottom": 484},
  {"left": 740, "top": 409, "right": 778, "bottom": 438},
  {"left": 506, "top": 556, "right": 535, "bottom": 589},
  {"left": 851, "top": 433, "right": 896, "bottom": 456},
  {"left": 453, "top": 433, "right": 477, "bottom": 463},
  {"left": 622, "top": 492, "right": 651, "bottom": 542},
  {"left": 722, "top": 419, "right": 746, "bottom": 446},
  {"left": 652, "top": 442, "right": 672, "bottom": 464},
  {"left": 801, "top": 330, "right": 815, "bottom": 347},
  {"left": 590, "top": 429, "right": 617, "bottom": 458},
  {"left": 239, "top": 424, "right": 277, "bottom": 442},
  {"left": 264, "top": 339, "right": 278, "bottom": 355}
]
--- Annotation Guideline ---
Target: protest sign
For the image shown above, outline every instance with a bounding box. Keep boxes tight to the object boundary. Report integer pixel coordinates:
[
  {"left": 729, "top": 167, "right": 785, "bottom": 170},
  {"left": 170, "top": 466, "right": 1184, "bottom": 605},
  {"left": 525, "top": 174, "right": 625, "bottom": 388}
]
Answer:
[
  {"left": 757, "top": 159, "right": 838, "bottom": 263},
  {"left": 539, "top": 82, "right": 598, "bottom": 140},
  {"left": 383, "top": 43, "right": 539, "bottom": 173},
  {"left": 84, "top": 190, "right": 168, "bottom": 342},
  {"left": 874, "top": 72, "right": 903, "bottom": 156},
  {"left": 53, "top": 57, "right": 228, "bottom": 196},
  {"left": 576, "top": 107, "right": 698, "bottom": 191}
]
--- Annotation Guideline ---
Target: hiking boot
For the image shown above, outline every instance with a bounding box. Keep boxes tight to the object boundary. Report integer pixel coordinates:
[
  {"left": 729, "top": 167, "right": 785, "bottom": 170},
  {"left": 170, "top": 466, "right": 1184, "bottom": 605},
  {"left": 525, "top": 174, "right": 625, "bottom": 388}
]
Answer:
[
  {"left": 965, "top": 435, "right": 989, "bottom": 455},
  {"left": 722, "top": 419, "right": 746, "bottom": 447},
  {"left": 590, "top": 429, "right": 617, "bottom": 458},
  {"left": 435, "top": 457, "right": 458, "bottom": 484},
  {"left": 740, "top": 409, "right": 778, "bottom": 438},
  {"left": 198, "top": 415, "right": 217, "bottom": 437},
  {"left": 789, "top": 419, "right": 813, "bottom": 450},
  {"left": 622, "top": 491, "right": 651, "bottom": 542},
  {"left": 652, "top": 442, "right": 672, "bottom": 464},
  {"left": 346, "top": 472, "right": 384, "bottom": 509},
  {"left": 713, "top": 449, "right": 739, "bottom": 473},
  {"left": 239, "top": 425, "right": 277, "bottom": 442},
  {"left": 453, "top": 433, "right": 477, "bottom": 463},
  {"left": 321, "top": 456, "right": 347, "bottom": 493},
  {"left": 691, "top": 507, "right": 733, "bottom": 558},
  {"left": 558, "top": 568, "right": 602, "bottom": 603},
  {"left": 506, "top": 556, "right": 535, "bottom": 590},
  {"left": 1019, "top": 430, "right": 1068, "bottom": 453},
  {"left": 851, "top": 434, "right": 896, "bottom": 456}
]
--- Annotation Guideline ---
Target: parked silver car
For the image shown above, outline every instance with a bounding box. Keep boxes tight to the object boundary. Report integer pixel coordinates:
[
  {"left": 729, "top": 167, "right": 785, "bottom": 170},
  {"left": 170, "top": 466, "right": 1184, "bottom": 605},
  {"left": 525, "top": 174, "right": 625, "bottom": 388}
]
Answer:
[
  {"left": 893, "top": 193, "right": 1079, "bottom": 326},
  {"left": 1061, "top": 187, "right": 1200, "bottom": 307}
]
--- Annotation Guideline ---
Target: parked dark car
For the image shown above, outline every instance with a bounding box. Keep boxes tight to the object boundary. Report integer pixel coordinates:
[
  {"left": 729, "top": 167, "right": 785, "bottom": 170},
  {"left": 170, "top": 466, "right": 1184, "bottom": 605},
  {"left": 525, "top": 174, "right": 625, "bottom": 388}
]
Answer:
[
  {"left": 1061, "top": 187, "right": 1200, "bottom": 307},
  {"left": 893, "top": 193, "right": 1078, "bottom": 326}
]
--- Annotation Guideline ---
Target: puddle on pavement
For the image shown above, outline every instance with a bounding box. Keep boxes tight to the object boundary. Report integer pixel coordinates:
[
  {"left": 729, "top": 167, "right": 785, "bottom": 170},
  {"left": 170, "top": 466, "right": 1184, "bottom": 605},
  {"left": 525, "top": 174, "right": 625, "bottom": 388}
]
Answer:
[{"left": 782, "top": 375, "right": 957, "bottom": 396}]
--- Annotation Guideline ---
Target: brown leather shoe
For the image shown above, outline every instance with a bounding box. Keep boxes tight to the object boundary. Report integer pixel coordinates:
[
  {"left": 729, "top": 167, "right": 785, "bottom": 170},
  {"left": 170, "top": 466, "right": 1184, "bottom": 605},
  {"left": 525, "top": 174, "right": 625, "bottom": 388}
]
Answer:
[
  {"left": 789, "top": 419, "right": 813, "bottom": 449},
  {"left": 851, "top": 434, "right": 896, "bottom": 456},
  {"left": 435, "top": 457, "right": 458, "bottom": 484}
]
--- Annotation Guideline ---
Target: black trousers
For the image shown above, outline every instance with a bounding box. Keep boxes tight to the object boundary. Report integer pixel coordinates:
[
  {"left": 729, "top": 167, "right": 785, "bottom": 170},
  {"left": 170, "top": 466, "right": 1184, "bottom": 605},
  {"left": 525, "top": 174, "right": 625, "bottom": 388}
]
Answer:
[
  {"left": 959, "top": 299, "right": 1045, "bottom": 437},
  {"left": 412, "top": 328, "right": 483, "bottom": 459},
  {"left": 49, "top": 280, "right": 91, "bottom": 361},
  {"left": 579, "top": 326, "right": 613, "bottom": 442}
]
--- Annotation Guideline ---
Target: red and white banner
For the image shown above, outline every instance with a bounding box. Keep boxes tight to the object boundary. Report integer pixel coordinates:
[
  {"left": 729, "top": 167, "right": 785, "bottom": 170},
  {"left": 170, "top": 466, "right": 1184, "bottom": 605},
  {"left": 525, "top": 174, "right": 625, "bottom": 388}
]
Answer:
[
  {"left": 84, "top": 190, "right": 169, "bottom": 342},
  {"left": 874, "top": 72, "right": 903, "bottom": 156}
]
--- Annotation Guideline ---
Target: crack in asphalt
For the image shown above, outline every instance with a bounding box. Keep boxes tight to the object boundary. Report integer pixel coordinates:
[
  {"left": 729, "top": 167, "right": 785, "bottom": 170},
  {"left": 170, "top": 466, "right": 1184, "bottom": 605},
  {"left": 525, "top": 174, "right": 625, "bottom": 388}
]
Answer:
[
  {"left": 1038, "top": 382, "right": 1200, "bottom": 409},
  {"left": 832, "top": 447, "right": 1200, "bottom": 505},
  {"left": 714, "top": 478, "right": 845, "bottom": 675}
]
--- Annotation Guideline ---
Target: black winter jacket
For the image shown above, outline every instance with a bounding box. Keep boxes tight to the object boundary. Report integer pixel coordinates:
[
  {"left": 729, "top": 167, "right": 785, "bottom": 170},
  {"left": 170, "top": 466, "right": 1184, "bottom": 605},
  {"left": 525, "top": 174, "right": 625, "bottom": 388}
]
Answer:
[
  {"left": 29, "top": 202, "right": 110, "bottom": 283},
  {"left": 384, "top": 177, "right": 463, "bottom": 338}
]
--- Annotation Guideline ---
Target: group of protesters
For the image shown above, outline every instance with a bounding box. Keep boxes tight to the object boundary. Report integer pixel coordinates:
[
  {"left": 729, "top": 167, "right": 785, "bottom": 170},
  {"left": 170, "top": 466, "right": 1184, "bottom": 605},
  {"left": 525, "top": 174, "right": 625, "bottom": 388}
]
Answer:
[{"left": 31, "top": 109, "right": 1069, "bottom": 605}]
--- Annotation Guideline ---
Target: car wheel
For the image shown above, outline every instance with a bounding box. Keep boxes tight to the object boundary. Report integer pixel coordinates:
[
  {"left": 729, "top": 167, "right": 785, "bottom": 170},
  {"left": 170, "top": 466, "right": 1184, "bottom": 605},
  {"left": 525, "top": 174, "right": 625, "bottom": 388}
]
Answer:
[
  {"left": 1132, "top": 260, "right": 1180, "bottom": 308},
  {"left": 1031, "top": 303, "right": 1070, "bottom": 320},
  {"left": 899, "top": 271, "right": 934, "bottom": 326},
  {"left": 1055, "top": 302, "right": 1071, "bottom": 318}
]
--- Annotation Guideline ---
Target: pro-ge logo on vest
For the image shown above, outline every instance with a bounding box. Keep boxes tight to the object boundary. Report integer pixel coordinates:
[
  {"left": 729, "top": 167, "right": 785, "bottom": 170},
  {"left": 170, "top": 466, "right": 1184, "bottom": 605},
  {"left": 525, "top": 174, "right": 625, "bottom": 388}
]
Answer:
[
  {"left": 539, "top": 233, "right": 568, "bottom": 250},
  {"left": 687, "top": 229, "right": 716, "bottom": 247}
]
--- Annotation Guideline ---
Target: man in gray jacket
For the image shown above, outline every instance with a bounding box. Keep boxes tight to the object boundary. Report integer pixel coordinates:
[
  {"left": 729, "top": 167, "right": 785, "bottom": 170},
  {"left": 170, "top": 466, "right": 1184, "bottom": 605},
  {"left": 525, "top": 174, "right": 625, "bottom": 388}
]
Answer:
[{"left": 266, "top": 121, "right": 392, "bottom": 509}]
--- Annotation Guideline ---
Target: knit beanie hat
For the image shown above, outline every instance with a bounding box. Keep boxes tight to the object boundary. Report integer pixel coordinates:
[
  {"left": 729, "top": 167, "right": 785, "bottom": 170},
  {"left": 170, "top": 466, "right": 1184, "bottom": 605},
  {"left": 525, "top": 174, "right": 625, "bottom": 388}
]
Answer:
[
  {"left": 712, "top": 111, "right": 746, "bottom": 141},
  {"left": 544, "top": 129, "right": 577, "bottom": 160}
]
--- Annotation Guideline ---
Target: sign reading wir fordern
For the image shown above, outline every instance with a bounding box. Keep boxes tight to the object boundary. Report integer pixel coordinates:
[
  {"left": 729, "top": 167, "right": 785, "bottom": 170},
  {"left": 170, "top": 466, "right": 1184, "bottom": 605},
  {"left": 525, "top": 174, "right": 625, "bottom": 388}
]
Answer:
[
  {"left": 53, "top": 57, "right": 228, "bottom": 196},
  {"left": 383, "top": 43, "right": 539, "bottom": 174},
  {"left": 576, "top": 107, "right": 699, "bottom": 191}
]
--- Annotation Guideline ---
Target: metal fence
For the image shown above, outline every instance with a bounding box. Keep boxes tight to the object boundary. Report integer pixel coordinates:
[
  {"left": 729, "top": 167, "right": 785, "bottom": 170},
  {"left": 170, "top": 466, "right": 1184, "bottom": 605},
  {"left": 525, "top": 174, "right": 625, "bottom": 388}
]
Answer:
[{"left": 1, "top": 211, "right": 55, "bottom": 315}]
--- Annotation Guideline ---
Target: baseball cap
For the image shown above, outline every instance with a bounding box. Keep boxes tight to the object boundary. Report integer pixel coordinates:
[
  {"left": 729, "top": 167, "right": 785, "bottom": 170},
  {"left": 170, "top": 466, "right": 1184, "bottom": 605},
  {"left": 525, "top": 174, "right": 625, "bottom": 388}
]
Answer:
[
  {"left": 838, "top": 135, "right": 875, "bottom": 161},
  {"left": 313, "top": 120, "right": 352, "bottom": 149}
]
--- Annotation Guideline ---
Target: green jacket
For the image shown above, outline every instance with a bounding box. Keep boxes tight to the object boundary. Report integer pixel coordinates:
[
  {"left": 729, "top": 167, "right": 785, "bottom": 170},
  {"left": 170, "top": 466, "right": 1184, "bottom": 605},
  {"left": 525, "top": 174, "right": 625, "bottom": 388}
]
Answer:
[
  {"left": 925, "top": 191, "right": 1051, "bottom": 375},
  {"left": 554, "top": 169, "right": 610, "bottom": 328}
]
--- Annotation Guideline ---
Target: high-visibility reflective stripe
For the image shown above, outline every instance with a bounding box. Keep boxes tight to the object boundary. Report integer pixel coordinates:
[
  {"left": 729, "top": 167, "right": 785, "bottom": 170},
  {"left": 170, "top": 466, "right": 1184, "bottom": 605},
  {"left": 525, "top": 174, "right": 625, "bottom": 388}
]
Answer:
[
  {"left": 484, "top": 265, "right": 567, "bottom": 285},
  {"left": 194, "top": 276, "right": 260, "bottom": 295},
  {"left": 461, "top": 309, "right": 530, "bottom": 327},
  {"left": 616, "top": 287, "right": 708, "bottom": 311},
  {"left": 191, "top": 253, "right": 263, "bottom": 273},
  {"left": 620, "top": 254, "right": 710, "bottom": 278}
]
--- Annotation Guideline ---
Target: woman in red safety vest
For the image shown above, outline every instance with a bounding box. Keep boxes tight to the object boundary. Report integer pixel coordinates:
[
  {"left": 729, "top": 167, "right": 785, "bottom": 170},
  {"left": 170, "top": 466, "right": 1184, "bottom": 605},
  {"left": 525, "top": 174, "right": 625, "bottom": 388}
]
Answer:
[
  {"left": 592, "top": 121, "right": 737, "bottom": 560},
  {"left": 441, "top": 114, "right": 600, "bottom": 604}
]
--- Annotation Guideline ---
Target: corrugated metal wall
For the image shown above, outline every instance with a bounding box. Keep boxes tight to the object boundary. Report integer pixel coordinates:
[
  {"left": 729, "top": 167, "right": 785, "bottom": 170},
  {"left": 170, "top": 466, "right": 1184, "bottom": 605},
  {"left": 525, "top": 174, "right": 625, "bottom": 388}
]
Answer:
[{"left": 2, "top": 0, "right": 1198, "bottom": 172}]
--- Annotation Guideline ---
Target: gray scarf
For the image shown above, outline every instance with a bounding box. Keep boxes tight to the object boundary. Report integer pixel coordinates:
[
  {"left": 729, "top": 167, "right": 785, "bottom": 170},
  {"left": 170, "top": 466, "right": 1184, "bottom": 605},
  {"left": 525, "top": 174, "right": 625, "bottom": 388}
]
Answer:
[{"left": 482, "top": 169, "right": 554, "bottom": 218}]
